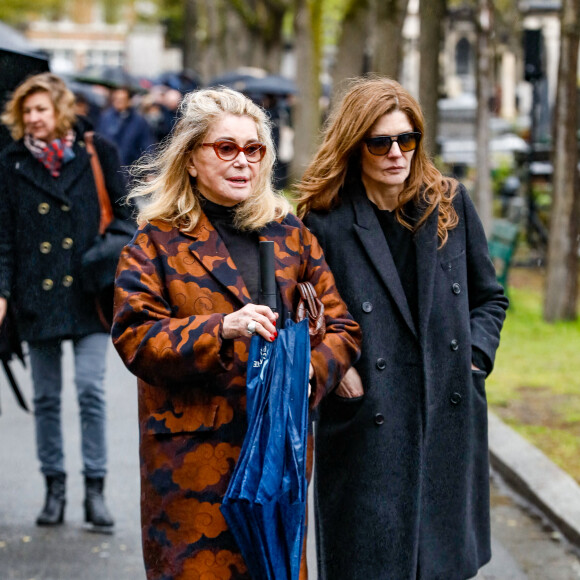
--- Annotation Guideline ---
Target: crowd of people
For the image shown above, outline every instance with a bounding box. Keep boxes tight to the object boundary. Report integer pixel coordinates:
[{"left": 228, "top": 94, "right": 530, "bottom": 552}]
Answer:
[
  {"left": 71, "top": 79, "right": 293, "bottom": 188},
  {"left": 0, "top": 71, "right": 508, "bottom": 580}
]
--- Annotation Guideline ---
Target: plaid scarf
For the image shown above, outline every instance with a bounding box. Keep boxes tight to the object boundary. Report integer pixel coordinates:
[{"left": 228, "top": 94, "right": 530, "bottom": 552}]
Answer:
[{"left": 24, "top": 130, "right": 76, "bottom": 178}]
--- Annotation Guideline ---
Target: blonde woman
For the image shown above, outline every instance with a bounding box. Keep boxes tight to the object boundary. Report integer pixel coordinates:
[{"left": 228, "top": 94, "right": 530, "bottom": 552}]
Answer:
[
  {"left": 112, "top": 87, "right": 361, "bottom": 580},
  {"left": 0, "top": 73, "right": 125, "bottom": 532},
  {"left": 297, "top": 76, "right": 508, "bottom": 580}
]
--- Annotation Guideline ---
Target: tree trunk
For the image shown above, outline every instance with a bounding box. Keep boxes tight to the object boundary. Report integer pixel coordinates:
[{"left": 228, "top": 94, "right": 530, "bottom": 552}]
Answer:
[
  {"left": 372, "top": 0, "right": 409, "bottom": 79},
  {"left": 419, "top": 0, "right": 446, "bottom": 157},
  {"left": 474, "top": 0, "right": 493, "bottom": 235},
  {"left": 544, "top": 0, "right": 580, "bottom": 321},
  {"left": 194, "top": 0, "right": 226, "bottom": 82},
  {"left": 224, "top": 0, "right": 287, "bottom": 73},
  {"left": 290, "top": 0, "right": 323, "bottom": 183},
  {"left": 331, "top": 0, "right": 371, "bottom": 103},
  {"left": 222, "top": 9, "right": 254, "bottom": 71},
  {"left": 183, "top": 0, "right": 198, "bottom": 72}
]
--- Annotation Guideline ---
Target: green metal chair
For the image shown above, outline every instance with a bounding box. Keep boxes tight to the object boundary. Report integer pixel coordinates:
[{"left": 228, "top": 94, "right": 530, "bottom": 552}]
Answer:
[{"left": 488, "top": 218, "right": 520, "bottom": 293}]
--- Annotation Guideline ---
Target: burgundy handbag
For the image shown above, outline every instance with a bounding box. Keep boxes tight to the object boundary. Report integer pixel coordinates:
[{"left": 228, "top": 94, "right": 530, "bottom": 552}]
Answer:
[{"left": 295, "top": 281, "right": 325, "bottom": 348}]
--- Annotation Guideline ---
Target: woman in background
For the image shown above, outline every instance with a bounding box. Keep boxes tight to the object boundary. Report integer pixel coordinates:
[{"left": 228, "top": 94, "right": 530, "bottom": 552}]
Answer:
[{"left": 0, "top": 73, "right": 125, "bottom": 532}]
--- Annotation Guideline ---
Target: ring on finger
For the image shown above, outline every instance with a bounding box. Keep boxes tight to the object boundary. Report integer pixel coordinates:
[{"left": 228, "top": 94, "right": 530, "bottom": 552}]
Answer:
[{"left": 247, "top": 320, "right": 257, "bottom": 335}]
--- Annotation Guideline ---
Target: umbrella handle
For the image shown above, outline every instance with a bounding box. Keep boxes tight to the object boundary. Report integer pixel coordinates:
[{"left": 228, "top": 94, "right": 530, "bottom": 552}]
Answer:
[{"left": 259, "top": 241, "right": 277, "bottom": 313}]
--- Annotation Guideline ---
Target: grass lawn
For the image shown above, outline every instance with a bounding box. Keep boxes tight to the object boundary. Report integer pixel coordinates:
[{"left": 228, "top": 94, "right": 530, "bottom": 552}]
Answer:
[{"left": 486, "top": 266, "right": 580, "bottom": 484}]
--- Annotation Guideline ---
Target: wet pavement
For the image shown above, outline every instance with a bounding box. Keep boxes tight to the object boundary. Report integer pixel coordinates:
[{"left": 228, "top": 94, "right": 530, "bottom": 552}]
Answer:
[{"left": 0, "top": 343, "right": 579, "bottom": 579}]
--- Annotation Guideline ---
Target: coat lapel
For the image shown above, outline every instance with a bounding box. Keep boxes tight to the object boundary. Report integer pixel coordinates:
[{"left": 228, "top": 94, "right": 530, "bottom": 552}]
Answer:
[
  {"left": 8, "top": 140, "right": 91, "bottom": 205},
  {"left": 414, "top": 205, "right": 439, "bottom": 344},
  {"left": 185, "top": 212, "right": 252, "bottom": 306},
  {"left": 351, "top": 189, "right": 418, "bottom": 340},
  {"left": 9, "top": 148, "right": 70, "bottom": 204}
]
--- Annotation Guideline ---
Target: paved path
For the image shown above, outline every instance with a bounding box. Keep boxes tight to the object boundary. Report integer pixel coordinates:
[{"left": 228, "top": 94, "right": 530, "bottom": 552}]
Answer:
[{"left": 0, "top": 344, "right": 579, "bottom": 578}]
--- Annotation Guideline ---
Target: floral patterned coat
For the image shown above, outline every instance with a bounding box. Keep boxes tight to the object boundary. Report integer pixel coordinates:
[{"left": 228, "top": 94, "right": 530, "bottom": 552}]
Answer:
[{"left": 112, "top": 211, "right": 361, "bottom": 580}]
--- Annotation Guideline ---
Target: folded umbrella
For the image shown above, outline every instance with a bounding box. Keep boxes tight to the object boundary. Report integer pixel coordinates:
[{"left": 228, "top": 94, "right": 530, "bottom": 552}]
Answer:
[
  {"left": 0, "top": 303, "right": 29, "bottom": 414},
  {"left": 221, "top": 318, "right": 310, "bottom": 580}
]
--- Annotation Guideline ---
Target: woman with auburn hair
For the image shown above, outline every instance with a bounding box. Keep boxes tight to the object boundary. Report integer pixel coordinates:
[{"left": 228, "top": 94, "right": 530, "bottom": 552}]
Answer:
[
  {"left": 297, "top": 76, "right": 508, "bottom": 580},
  {"left": 0, "top": 72, "right": 127, "bottom": 532},
  {"left": 112, "top": 87, "right": 361, "bottom": 580}
]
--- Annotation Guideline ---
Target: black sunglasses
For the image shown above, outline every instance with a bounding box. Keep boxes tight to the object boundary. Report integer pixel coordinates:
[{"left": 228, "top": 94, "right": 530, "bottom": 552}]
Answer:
[
  {"left": 364, "top": 132, "right": 422, "bottom": 156},
  {"left": 202, "top": 140, "right": 266, "bottom": 163}
]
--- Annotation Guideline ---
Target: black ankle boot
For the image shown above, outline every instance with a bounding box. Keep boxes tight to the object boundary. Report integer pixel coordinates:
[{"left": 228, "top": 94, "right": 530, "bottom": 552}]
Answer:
[
  {"left": 36, "top": 473, "right": 66, "bottom": 526},
  {"left": 84, "top": 477, "right": 114, "bottom": 534}
]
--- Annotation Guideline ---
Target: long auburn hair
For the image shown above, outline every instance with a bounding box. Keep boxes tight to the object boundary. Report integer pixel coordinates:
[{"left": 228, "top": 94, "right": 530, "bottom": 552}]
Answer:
[
  {"left": 296, "top": 76, "right": 458, "bottom": 247},
  {"left": 1, "top": 73, "right": 76, "bottom": 141},
  {"left": 129, "top": 87, "right": 291, "bottom": 232}
]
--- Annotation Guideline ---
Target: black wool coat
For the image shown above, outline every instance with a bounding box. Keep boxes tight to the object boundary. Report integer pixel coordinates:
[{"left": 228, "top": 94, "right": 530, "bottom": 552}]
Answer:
[
  {"left": 304, "top": 183, "right": 508, "bottom": 580},
  {"left": 0, "top": 129, "right": 129, "bottom": 342}
]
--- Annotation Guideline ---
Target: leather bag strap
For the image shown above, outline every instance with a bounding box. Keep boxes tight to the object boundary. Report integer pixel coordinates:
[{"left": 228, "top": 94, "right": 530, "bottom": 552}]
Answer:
[
  {"left": 297, "top": 281, "right": 320, "bottom": 318},
  {"left": 84, "top": 132, "right": 114, "bottom": 235}
]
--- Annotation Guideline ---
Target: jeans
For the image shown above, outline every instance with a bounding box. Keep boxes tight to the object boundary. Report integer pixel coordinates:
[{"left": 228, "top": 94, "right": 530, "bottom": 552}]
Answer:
[{"left": 29, "top": 333, "right": 109, "bottom": 478}]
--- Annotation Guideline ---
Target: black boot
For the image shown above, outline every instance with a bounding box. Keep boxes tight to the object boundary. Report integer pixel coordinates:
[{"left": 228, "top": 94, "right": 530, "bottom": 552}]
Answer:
[
  {"left": 84, "top": 477, "right": 115, "bottom": 534},
  {"left": 36, "top": 474, "right": 66, "bottom": 526}
]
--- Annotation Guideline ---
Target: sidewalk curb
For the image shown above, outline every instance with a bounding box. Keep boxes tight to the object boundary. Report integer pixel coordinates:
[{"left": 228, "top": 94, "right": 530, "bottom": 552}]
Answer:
[{"left": 488, "top": 411, "right": 580, "bottom": 547}]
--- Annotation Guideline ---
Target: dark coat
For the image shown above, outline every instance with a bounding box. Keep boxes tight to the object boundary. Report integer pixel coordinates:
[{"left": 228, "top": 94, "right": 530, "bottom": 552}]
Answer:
[
  {"left": 0, "top": 129, "right": 128, "bottom": 342},
  {"left": 304, "top": 183, "right": 508, "bottom": 580},
  {"left": 111, "top": 213, "right": 361, "bottom": 580},
  {"left": 97, "top": 107, "right": 155, "bottom": 168}
]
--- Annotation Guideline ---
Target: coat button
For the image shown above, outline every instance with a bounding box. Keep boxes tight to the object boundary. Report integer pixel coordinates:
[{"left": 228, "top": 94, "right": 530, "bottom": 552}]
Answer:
[
  {"left": 450, "top": 392, "right": 462, "bottom": 405},
  {"left": 450, "top": 339, "right": 459, "bottom": 351},
  {"left": 38, "top": 202, "right": 50, "bottom": 215},
  {"left": 42, "top": 278, "right": 54, "bottom": 291},
  {"left": 61, "top": 237, "right": 73, "bottom": 249},
  {"left": 374, "top": 413, "right": 385, "bottom": 426},
  {"left": 61, "top": 204, "right": 70, "bottom": 212},
  {"left": 39, "top": 242, "right": 52, "bottom": 254},
  {"left": 362, "top": 301, "right": 373, "bottom": 313},
  {"left": 62, "top": 275, "right": 74, "bottom": 287},
  {"left": 452, "top": 282, "right": 461, "bottom": 295},
  {"left": 376, "top": 358, "right": 386, "bottom": 370}
]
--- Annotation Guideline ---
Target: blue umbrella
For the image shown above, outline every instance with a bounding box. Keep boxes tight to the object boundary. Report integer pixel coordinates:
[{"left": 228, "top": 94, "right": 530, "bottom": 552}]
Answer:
[{"left": 221, "top": 318, "right": 310, "bottom": 580}]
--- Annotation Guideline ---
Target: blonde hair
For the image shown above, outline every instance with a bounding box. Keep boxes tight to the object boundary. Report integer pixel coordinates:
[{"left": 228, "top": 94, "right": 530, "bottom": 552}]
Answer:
[
  {"left": 129, "top": 87, "right": 291, "bottom": 232},
  {"left": 296, "top": 76, "right": 458, "bottom": 247},
  {"left": 1, "top": 73, "right": 77, "bottom": 141}
]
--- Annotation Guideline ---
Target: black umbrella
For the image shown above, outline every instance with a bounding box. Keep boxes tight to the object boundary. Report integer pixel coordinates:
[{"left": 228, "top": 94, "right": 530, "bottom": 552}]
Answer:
[
  {"left": 242, "top": 75, "right": 298, "bottom": 97},
  {"left": 155, "top": 69, "right": 201, "bottom": 94},
  {"left": 0, "top": 48, "right": 50, "bottom": 151},
  {"left": 0, "top": 303, "right": 29, "bottom": 414},
  {"left": 207, "top": 68, "right": 267, "bottom": 91},
  {"left": 74, "top": 65, "right": 144, "bottom": 93}
]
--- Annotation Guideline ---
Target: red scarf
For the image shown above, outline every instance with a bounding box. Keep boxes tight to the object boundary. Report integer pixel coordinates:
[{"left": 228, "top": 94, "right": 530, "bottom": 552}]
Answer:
[{"left": 24, "top": 131, "right": 75, "bottom": 178}]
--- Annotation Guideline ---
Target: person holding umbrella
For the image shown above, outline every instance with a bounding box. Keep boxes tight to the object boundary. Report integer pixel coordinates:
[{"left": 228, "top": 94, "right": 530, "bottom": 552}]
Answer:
[
  {"left": 296, "top": 76, "right": 508, "bottom": 580},
  {"left": 0, "top": 72, "right": 126, "bottom": 532},
  {"left": 111, "top": 87, "right": 361, "bottom": 580}
]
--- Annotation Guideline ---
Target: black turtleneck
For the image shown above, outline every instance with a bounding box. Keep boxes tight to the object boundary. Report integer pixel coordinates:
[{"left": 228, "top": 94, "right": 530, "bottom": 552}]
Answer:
[
  {"left": 201, "top": 197, "right": 261, "bottom": 303},
  {"left": 370, "top": 200, "right": 419, "bottom": 330}
]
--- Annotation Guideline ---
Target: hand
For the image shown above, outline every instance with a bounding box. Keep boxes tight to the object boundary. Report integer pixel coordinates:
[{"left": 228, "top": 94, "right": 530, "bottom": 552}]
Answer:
[
  {"left": 334, "top": 367, "right": 364, "bottom": 399},
  {"left": 222, "top": 304, "right": 278, "bottom": 342},
  {"left": 471, "top": 363, "right": 481, "bottom": 371},
  {"left": 308, "top": 363, "right": 314, "bottom": 397},
  {"left": 0, "top": 297, "right": 7, "bottom": 326}
]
